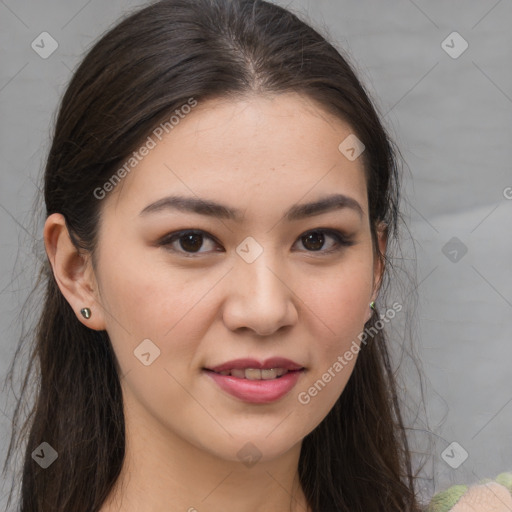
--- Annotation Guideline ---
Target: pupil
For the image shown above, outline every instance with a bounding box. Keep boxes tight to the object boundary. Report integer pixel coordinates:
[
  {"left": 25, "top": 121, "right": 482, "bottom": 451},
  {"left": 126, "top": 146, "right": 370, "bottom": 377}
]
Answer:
[
  {"left": 303, "top": 231, "right": 324, "bottom": 251},
  {"left": 180, "top": 233, "right": 202, "bottom": 252}
]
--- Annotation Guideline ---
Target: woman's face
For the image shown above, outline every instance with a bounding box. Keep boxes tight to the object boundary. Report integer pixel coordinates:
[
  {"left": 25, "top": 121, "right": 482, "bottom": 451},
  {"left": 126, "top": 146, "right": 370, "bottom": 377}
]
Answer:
[{"left": 89, "top": 93, "right": 384, "bottom": 463}]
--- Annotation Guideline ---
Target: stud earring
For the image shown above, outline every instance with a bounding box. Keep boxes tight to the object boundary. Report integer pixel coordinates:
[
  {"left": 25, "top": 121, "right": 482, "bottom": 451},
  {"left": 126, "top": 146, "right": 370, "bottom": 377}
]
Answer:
[
  {"left": 80, "top": 308, "right": 92, "bottom": 319},
  {"left": 369, "top": 301, "right": 375, "bottom": 310}
]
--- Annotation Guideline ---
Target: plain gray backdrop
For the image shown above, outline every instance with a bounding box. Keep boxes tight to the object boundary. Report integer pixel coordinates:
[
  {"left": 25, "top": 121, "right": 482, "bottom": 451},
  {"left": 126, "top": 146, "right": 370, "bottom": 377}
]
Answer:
[{"left": 1, "top": 0, "right": 511, "bottom": 508}]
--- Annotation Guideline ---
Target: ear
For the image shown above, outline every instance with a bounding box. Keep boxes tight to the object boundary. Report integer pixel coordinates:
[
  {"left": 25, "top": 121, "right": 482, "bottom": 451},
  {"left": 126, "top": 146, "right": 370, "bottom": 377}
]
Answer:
[
  {"left": 366, "top": 221, "right": 388, "bottom": 322},
  {"left": 43, "top": 213, "right": 106, "bottom": 330}
]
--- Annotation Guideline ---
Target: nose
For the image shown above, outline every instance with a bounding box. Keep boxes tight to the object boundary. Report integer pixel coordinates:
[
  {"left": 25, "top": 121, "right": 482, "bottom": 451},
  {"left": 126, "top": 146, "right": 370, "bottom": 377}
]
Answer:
[{"left": 222, "top": 250, "right": 299, "bottom": 337}]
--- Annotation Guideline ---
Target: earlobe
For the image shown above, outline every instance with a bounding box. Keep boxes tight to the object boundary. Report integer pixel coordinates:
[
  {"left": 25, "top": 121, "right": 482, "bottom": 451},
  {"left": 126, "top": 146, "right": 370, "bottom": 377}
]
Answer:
[{"left": 43, "top": 213, "right": 106, "bottom": 330}]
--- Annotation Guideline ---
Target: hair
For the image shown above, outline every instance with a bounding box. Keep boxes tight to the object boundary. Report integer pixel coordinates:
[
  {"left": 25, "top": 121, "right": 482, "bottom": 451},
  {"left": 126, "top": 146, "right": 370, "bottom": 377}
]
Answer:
[{"left": 2, "top": 0, "right": 426, "bottom": 510}]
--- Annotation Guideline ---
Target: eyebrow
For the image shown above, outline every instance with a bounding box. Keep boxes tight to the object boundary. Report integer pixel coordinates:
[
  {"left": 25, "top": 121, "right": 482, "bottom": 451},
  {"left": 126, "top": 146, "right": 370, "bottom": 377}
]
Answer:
[{"left": 139, "top": 193, "right": 364, "bottom": 221}]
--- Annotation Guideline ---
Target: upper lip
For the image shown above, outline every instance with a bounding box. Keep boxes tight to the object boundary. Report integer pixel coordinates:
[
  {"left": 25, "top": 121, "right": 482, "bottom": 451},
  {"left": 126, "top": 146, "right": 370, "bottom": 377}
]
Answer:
[{"left": 205, "top": 357, "right": 304, "bottom": 373}]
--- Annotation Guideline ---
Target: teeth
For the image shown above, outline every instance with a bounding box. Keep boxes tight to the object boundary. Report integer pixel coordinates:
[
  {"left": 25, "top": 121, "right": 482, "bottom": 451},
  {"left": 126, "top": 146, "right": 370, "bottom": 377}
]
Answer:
[
  {"left": 216, "top": 368, "right": 290, "bottom": 380},
  {"left": 244, "top": 368, "right": 262, "bottom": 380},
  {"left": 261, "top": 369, "right": 279, "bottom": 380}
]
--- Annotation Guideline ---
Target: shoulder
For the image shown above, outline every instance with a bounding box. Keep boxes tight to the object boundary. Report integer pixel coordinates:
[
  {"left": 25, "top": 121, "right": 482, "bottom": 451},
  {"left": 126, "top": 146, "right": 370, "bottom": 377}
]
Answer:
[{"left": 425, "top": 472, "right": 512, "bottom": 512}]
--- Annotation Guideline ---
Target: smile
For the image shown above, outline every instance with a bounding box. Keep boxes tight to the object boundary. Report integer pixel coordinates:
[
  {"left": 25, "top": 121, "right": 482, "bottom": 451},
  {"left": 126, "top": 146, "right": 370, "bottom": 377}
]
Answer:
[
  {"left": 208, "top": 368, "right": 292, "bottom": 380},
  {"left": 203, "top": 368, "right": 305, "bottom": 403}
]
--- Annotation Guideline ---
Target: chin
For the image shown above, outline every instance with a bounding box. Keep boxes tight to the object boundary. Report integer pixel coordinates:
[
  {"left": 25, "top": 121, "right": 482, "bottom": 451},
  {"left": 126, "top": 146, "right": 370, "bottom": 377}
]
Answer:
[{"left": 199, "top": 431, "right": 303, "bottom": 466}]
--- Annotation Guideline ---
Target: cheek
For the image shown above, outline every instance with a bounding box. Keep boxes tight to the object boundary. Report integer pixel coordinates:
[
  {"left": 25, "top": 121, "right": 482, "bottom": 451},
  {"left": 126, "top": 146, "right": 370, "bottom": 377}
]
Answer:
[
  {"left": 96, "top": 246, "right": 220, "bottom": 368},
  {"left": 293, "top": 256, "right": 373, "bottom": 401},
  {"left": 299, "top": 256, "right": 374, "bottom": 338}
]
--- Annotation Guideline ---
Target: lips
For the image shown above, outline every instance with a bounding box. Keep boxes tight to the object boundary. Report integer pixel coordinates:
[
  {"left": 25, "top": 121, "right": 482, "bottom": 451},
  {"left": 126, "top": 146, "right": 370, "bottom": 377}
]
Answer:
[
  {"left": 212, "top": 368, "right": 290, "bottom": 380},
  {"left": 205, "top": 357, "right": 304, "bottom": 374},
  {"left": 203, "top": 357, "right": 305, "bottom": 402}
]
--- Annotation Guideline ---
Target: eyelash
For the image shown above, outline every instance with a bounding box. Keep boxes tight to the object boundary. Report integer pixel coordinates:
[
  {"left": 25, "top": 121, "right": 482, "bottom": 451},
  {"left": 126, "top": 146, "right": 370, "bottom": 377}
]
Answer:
[{"left": 157, "top": 228, "right": 354, "bottom": 258}]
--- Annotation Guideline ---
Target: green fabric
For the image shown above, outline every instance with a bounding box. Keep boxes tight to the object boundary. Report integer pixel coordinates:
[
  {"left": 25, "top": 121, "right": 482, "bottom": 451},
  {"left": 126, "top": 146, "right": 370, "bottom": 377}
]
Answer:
[
  {"left": 425, "top": 484, "right": 467, "bottom": 512},
  {"left": 426, "top": 472, "right": 512, "bottom": 512},
  {"left": 496, "top": 472, "right": 512, "bottom": 493}
]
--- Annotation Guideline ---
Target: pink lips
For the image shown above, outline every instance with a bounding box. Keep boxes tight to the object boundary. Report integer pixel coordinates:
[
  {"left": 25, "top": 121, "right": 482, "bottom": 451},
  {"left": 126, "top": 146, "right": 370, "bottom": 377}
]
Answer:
[
  {"left": 203, "top": 357, "right": 305, "bottom": 404},
  {"left": 206, "top": 357, "right": 304, "bottom": 373}
]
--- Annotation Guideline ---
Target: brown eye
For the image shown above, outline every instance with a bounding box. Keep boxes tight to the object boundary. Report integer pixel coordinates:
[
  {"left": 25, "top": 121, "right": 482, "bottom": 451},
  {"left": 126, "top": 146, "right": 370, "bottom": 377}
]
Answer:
[
  {"left": 179, "top": 233, "right": 204, "bottom": 253},
  {"left": 158, "top": 228, "right": 353, "bottom": 258},
  {"left": 295, "top": 229, "right": 354, "bottom": 254},
  {"left": 159, "top": 230, "right": 222, "bottom": 256},
  {"left": 301, "top": 231, "right": 325, "bottom": 251}
]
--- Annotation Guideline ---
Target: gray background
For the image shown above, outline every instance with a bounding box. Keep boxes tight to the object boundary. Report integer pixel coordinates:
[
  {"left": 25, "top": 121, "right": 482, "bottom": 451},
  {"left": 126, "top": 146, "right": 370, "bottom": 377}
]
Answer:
[{"left": 1, "top": 0, "right": 511, "bottom": 508}]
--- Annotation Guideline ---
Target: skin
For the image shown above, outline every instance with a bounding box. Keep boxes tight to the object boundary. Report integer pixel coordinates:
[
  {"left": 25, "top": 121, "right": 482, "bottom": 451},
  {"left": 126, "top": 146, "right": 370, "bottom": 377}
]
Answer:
[{"left": 44, "top": 92, "right": 386, "bottom": 512}]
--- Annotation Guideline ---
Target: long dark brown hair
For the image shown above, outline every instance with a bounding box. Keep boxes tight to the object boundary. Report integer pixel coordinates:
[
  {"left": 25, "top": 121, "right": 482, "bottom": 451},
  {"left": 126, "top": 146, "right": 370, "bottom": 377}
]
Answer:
[{"left": 2, "top": 0, "right": 426, "bottom": 510}]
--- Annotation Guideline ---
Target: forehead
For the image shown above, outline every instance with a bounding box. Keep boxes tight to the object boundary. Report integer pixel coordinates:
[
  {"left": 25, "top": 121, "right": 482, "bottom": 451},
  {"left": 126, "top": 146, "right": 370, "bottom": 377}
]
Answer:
[{"left": 104, "top": 93, "right": 369, "bottom": 221}]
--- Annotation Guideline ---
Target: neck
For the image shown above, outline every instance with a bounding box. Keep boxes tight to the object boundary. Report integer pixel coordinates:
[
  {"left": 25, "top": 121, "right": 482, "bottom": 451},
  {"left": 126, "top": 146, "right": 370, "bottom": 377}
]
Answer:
[{"left": 100, "top": 391, "right": 311, "bottom": 512}]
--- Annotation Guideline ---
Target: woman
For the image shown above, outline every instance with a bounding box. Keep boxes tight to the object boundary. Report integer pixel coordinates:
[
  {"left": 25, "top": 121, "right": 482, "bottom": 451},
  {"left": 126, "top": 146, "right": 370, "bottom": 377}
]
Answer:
[{"left": 3, "top": 0, "right": 425, "bottom": 510}]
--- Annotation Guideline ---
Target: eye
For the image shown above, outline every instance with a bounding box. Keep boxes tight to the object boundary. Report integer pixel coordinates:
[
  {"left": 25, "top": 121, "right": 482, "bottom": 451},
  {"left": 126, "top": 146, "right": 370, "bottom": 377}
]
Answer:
[
  {"left": 158, "top": 229, "right": 222, "bottom": 257},
  {"left": 157, "top": 228, "right": 354, "bottom": 257},
  {"left": 293, "top": 229, "right": 354, "bottom": 254}
]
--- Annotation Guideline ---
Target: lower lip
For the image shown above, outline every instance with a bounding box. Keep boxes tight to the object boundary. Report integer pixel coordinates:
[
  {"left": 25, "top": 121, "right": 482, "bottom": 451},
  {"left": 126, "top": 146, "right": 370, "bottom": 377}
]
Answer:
[{"left": 204, "top": 369, "right": 304, "bottom": 404}]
